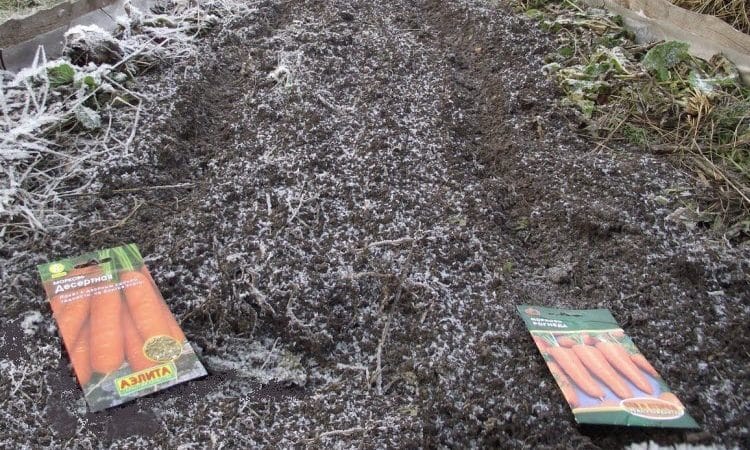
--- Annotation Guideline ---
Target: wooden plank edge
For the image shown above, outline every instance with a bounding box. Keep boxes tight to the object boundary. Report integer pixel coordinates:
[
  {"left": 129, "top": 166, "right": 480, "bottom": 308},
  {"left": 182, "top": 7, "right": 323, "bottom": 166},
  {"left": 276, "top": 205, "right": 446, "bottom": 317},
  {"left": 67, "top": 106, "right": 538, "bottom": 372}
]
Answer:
[
  {"left": 0, "top": 0, "right": 116, "bottom": 48},
  {"left": 580, "top": 0, "right": 750, "bottom": 84}
]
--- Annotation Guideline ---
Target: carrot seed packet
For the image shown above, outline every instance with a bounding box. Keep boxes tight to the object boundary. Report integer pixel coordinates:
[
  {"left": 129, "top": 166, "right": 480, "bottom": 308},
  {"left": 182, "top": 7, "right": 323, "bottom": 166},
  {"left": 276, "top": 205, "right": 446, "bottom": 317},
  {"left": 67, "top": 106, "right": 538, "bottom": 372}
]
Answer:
[
  {"left": 518, "top": 305, "right": 699, "bottom": 428},
  {"left": 38, "top": 244, "right": 207, "bottom": 411}
]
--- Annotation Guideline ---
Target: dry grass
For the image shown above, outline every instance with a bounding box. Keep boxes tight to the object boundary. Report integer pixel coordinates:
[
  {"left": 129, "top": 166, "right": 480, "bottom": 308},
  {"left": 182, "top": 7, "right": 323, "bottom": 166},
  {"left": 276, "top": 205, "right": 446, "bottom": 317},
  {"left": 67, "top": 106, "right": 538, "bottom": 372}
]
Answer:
[
  {"left": 524, "top": 0, "right": 750, "bottom": 239},
  {"left": 593, "top": 54, "right": 750, "bottom": 234},
  {"left": 670, "top": 0, "right": 750, "bottom": 34}
]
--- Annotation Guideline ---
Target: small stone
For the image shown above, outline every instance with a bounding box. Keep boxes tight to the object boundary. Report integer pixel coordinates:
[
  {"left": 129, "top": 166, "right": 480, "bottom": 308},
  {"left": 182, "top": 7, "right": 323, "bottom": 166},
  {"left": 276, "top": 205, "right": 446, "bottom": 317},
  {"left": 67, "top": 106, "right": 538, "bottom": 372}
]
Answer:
[
  {"left": 685, "top": 431, "right": 712, "bottom": 443},
  {"left": 64, "top": 25, "right": 123, "bottom": 66},
  {"left": 545, "top": 263, "right": 574, "bottom": 284}
]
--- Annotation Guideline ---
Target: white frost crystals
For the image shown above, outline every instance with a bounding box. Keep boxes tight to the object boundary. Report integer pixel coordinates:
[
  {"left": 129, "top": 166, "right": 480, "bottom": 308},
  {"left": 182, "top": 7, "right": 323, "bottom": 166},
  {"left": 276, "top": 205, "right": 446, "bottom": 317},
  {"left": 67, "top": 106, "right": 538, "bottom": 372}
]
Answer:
[
  {"left": 204, "top": 339, "right": 307, "bottom": 387},
  {"left": 0, "top": 1, "right": 222, "bottom": 243},
  {"left": 268, "top": 50, "right": 304, "bottom": 92},
  {"left": 65, "top": 24, "right": 124, "bottom": 66},
  {"left": 0, "top": 46, "right": 85, "bottom": 237},
  {"left": 74, "top": 105, "right": 102, "bottom": 130}
]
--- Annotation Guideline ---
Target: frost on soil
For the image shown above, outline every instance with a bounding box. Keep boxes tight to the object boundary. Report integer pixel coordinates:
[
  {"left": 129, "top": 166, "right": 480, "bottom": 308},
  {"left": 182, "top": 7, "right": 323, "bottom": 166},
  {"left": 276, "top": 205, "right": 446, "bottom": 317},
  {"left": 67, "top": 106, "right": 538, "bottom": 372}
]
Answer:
[{"left": 0, "top": 0, "right": 748, "bottom": 448}]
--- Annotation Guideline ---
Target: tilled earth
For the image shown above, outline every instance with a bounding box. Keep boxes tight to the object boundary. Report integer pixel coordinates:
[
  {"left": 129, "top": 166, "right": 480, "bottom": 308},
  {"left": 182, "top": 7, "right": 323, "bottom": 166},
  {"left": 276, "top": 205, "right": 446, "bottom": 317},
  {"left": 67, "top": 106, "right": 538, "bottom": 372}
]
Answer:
[{"left": 1, "top": 0, "right": 749, "bottom": 448}]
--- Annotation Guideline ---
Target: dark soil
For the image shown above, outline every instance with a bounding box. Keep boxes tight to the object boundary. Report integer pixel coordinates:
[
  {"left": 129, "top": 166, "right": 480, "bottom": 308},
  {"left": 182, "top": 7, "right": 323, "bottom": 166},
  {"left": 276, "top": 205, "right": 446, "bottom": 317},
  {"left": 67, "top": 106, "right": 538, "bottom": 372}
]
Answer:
[{"left": 1, "top": 0, "right": 748, "bottom": 448}]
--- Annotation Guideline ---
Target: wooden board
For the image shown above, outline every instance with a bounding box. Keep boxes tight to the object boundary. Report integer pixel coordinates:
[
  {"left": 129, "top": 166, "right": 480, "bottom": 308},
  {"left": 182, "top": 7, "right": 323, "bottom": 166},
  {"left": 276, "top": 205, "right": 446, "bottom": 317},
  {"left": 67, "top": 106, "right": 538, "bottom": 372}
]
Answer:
[
  {"left": 581, "top": 0, "right": 750, "bottom": 84},
  {"left": 0, "top": 0, "right": 115, "bottom": 48}
]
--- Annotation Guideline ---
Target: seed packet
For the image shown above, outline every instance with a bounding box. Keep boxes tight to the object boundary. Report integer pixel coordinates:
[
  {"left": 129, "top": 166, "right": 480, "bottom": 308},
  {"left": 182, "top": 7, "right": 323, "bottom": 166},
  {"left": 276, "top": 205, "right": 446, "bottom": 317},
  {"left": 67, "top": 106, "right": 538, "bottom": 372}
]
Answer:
[
  {"left": 38, "top": 244, "right": 207, "bottom": 412},
  {"left": 517, "top": 305, "right": 699, "bottom": 428}
]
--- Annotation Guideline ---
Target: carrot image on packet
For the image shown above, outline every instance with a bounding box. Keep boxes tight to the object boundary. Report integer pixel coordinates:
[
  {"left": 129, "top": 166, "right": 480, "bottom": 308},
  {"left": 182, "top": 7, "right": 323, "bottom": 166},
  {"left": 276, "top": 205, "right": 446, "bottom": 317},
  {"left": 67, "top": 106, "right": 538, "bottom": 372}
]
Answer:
[
  {"left": 38, "top": 244, "right": 207, "bottom": 412},
  {"left": 517, "top": 305, "right": 699, "bottom": 429}
]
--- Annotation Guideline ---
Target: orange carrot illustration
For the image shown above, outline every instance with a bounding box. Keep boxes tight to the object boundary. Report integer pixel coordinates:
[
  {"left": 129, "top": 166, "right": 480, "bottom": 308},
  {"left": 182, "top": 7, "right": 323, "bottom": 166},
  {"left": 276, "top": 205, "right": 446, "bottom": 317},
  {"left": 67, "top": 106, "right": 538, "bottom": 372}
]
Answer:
[
  {"left": 630, "top": 352, "right": 659, "bottom": 378},
  {"left": 49, "top": 266, "right": 103, "bottom": 345},
  {"left": 596, "top": 341, "right": 653, "bottom": 394},
  {"left": 547, "top": 346, "right": 605, "bottom": 399},
  {"left": 89, "top": 289, "right": 125, "bottom": 373},
  {"left": 161, "top": 300, "right": 187, "bottom": 344},
  {"left": 572, "top": 344, "right": 632, "bottom": 399},
  {"left": 122, "top": 305, "right": 157, "bottom": 372},
  {"left": 138, "top": 265, "right": 187, "bottom": 343},
  {"left": 533, "top": 336, "right": 551, "bottom": 350},
  {"left": 581, "top": 333, "right": 598, "bottom": 346},
  {"left": 556, "top": 336, "right": 577, "bottom": 348},
  {"left": 52, "top": 294, "right": 91, "bottom": 347},
  {"left": 69, "top": 321, "right": 92, "bottom": 386},
  {"left": 121, "top": 271, "right": 174, "bottom": 341},
  {"left": 548, "top": 361, "right": 580, "bottom": 407}
]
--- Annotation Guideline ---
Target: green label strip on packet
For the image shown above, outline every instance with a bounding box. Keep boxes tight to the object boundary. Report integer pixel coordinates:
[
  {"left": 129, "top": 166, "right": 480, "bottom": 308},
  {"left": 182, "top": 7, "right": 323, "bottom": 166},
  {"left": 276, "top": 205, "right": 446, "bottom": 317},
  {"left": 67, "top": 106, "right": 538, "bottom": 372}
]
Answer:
[
  {"left": 115, "top": 362, "right": 178, "bottom": 396},
  {"left": 37, "top": 243, "right": 144, "bottom": 283}
]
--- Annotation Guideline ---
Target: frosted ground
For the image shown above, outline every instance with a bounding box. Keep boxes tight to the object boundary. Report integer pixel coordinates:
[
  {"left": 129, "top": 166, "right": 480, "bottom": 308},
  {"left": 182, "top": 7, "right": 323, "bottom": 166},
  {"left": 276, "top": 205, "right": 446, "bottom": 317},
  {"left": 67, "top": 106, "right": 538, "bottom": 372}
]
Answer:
[{"left": 0, "top": 0, "right": 748, "bottom": 448}]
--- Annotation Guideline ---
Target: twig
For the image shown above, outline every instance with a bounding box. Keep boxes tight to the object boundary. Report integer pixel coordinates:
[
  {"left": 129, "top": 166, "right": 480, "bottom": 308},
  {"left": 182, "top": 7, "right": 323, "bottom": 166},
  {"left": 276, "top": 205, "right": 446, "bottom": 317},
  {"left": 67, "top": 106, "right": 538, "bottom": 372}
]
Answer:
[
  {"left": 694, "top": 146, "right": 750, "bottom": 206},
  {"left": 318, "top": 427, "right": 366, "bottom": 439},
  {"left": 375, "top": 311, "right": 393, "bottom": 396},
  {"left": 98, "top": 6, "right": 116, "bottom": 22},
  {"left": 346, "top": 271, "right": 393, "bottom": 280},
  {"left": 372, "top": 243, "right": 417, "bottom": 395},
  {"left": 259, "top": 338, "right": 280, "bottom": 371},
  {"left": 594, "top": 114, "right": 628, "bottom": 154},
  {"left": 123, "top": 101, "right": 143, "bottom": 155},
  {"left": 92, "top": 198, "right": 145, "bottom": 235},
  {"left": 300, "top": 420, "right": 385, "bottom": 444},
  {"left": 113, "top": 182, "right": 195, "bottom": 193},
  {"left": 364, "top": 236, "right": 415, "bottom": 249},
  {"left": 60, "top": 182, "right": 194, "bottom": 197},
  {"left": 364, "top": 231, "right": 433, "bottom": 251},
  {"left": 336, "top": 363, "right": 370, "bottom": 387},
  {"left": 286, "top": 184, "right": 306, "bottom": 225}
]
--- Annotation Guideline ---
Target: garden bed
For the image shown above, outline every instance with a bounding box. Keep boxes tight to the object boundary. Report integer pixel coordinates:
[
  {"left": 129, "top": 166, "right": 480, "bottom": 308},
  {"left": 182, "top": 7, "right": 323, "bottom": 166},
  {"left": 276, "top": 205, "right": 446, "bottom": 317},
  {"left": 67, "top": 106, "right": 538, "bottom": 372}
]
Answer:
[{"left": 1, "top": 0, "right": 748, "bottom": 447}]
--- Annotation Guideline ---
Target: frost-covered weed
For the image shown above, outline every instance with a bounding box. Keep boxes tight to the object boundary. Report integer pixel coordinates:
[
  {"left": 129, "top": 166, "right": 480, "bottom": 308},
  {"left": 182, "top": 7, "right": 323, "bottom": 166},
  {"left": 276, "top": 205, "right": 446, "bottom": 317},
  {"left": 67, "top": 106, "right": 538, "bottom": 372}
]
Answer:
[{"left": 0, "top": 1, "right": 220, "bottom": 244}]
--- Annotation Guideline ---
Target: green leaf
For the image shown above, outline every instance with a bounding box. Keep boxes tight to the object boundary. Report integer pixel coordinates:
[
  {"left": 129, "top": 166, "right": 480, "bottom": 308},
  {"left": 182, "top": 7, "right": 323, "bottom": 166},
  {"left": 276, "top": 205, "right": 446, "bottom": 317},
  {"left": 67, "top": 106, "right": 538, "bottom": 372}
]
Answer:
[
  {"left": 579, "top": 98, "right": 595, "bottom": 118},
  {"left": 82, "top": 75, "right": 98, "bottom": 90},
  {"left": 542, "top": 62, "right": 562, "bottom": 75},
  {"left": 47, "top": 63, "right": 76, "bottom": 87},
  {"left": 559, "top": 46, "right": 574, "bottom": 59},
  {"left": 563, "top": 94, "right": 596, "bottom": 118},
  {"left": 687, "top": 71, "right": 738, "bottom": 95},
  {"left": 525, "top": 8, "right": 545, "bottom": 19},
  {"left": 642, "top": 41, "right": 690, "bottom": 81},
  {"left": 622, "top": 124, "right": 648, "bottom": 146},
  {"left": 75, "top": 105, "right": 101, "bottom": 130}
]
